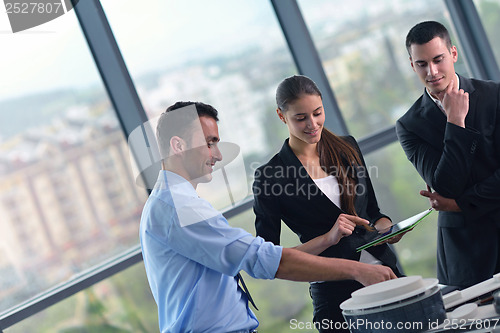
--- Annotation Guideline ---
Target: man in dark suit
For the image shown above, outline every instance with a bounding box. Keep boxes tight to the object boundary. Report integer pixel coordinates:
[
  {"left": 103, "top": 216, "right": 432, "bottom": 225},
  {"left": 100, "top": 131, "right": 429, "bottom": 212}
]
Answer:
[{"left": 396, "top": 21, "right": 500, "bottom": 288}]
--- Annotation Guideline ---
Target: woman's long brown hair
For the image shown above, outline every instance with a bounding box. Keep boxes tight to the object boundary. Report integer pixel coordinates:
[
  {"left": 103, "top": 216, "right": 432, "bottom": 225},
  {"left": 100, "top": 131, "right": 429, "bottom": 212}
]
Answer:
[
  {"left": 276, "top": 75, "right": 361, "bottom": 215},
  {"left": 318, "top": 128, "right": 361, "bottom": 215}
]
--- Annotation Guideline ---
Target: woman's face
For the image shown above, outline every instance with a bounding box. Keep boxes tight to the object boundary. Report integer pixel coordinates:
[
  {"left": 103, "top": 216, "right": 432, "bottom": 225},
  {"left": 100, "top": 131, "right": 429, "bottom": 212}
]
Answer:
[{"left": 278, "top": 94, "right": 325, "bottom": 145}]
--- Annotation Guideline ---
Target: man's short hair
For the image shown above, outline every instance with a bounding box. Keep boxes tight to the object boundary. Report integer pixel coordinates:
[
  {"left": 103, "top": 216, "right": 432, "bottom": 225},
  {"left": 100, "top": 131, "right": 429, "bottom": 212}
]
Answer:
[
  {"left": 156, "top": 101, "right": 219, "bottom": 158},
  {"left": 405, "top": 21, "right": 452, "bottom": 56}
]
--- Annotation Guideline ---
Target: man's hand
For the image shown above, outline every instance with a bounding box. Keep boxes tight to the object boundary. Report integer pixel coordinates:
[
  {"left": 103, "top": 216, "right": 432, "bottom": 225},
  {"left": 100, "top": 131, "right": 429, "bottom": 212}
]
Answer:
[
  {"left": 437, "top": 77, "right": 469, "bottom": 128},
  {"left": 420, "top": 185, "right": 461, "bottom": 212},
  {"left": 353, "top": 263, "right": 397, "bottom": 286},
  {"left": 325, "top": 214, "right": 369, "bottom": 245}
]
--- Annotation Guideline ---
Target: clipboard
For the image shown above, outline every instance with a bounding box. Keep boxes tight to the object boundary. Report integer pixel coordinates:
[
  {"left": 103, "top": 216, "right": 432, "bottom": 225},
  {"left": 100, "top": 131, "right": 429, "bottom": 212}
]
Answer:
[{"left": 356, "top": 208, "right": 434, "bottom": 252}]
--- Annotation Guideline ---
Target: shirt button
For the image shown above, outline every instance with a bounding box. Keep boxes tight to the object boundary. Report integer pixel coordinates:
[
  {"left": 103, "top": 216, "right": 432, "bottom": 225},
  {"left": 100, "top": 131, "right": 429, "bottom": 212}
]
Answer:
[{"left": 470, "top": 141, "right": 477, "bottom": 154}]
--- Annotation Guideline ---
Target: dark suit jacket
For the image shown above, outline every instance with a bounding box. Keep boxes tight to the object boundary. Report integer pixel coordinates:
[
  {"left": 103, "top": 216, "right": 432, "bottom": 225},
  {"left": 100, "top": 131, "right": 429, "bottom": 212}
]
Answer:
[
  {"left": 252, "top": 136, "right": 400, "bottom": 273},
  {"left": 396, "top": 74, "right": 500, "bottom": 287}
]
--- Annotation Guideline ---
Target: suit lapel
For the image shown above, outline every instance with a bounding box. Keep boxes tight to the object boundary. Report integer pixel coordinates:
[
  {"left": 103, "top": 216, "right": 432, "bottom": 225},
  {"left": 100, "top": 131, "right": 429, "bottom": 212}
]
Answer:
[
  {"left": 277, "top": 139, "right": 343, "bottom": 217},
  {"left": 419, "top": 90, "right": 447, "bottom": 128},
  {"left": 410, "top": 89, "right": 447, "bottom": 151}
]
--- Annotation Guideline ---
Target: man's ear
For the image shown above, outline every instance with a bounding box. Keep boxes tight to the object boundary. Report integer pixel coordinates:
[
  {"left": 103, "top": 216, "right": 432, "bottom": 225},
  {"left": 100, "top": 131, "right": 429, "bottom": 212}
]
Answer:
[
  {"left": 450, "top": 45, "right": 458, "bottom": 63},
  {"left": 409, "top": 56, "right": 416, "bottom": 72},
  {"left": 170, "top": 136, "right": 186, "bottom": 154}
]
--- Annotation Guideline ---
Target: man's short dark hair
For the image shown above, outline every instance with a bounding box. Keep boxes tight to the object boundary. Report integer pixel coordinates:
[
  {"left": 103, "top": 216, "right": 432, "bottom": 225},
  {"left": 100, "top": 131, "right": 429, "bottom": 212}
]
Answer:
[
  {"left": 156, "top": 101, "right": 219, "bottom": 158},
  {"left": 405, "top": 21, "right": 452, "bottom": 56},
  {"left": 165, "top": 101, "right": 219, "bottom": 121}
]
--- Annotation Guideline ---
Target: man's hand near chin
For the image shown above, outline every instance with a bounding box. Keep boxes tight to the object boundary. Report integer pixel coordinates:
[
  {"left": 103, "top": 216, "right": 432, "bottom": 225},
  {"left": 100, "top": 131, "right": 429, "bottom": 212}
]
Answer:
[{"left": 437, "top": 78, "right": 469, "bottom": 128}]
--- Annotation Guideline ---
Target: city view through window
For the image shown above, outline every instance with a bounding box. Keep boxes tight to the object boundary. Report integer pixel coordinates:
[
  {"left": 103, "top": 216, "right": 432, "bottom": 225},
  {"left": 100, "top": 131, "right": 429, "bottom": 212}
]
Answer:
[{"left": 2, "top": 1, "right": 500, "bottom": 332}]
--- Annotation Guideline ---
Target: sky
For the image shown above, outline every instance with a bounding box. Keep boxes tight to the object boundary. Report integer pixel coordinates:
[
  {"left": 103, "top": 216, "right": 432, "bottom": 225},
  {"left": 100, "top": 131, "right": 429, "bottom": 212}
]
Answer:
[
  {"left": 0, "top": 0, "right": 426, "bottom": 103},
  {"left": 0, "top": 4, "right": 97, "bottom": 100},
  {"left": 0, "top": 0, "right": 273, "bottom": 101}
]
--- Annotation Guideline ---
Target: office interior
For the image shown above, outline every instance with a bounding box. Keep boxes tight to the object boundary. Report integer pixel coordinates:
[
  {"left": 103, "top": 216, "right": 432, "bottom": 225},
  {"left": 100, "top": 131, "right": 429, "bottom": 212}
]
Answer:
[{"left": 1, "top": 0, "right": 500, "bottom": 332}]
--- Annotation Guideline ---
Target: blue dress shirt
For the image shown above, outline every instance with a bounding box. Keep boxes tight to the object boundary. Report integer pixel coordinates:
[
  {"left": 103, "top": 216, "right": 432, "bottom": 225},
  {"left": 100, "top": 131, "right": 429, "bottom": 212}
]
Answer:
[{"left": 140, "top": 171, "right": 282, "bottom": 332}]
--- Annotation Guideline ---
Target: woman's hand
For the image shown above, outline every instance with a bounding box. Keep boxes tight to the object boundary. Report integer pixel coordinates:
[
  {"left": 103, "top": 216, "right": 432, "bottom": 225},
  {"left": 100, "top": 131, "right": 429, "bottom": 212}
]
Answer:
[
  {"left": 374, "top": 217, "right": 406, "bottom": 245},
  {"left": 374, "top": 217, "right": 392, "bottom": 233},
  {"left": 326, "top": 214, "right": 369, "bottom": 245},
  {"left": 294, "top": 214, "right": 369, "bottom": 255}
]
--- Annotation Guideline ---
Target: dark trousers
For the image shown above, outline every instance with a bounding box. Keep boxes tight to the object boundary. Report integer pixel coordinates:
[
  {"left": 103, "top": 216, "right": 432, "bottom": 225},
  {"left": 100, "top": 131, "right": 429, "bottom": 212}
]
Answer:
[{"left": 309, "top": 280, "right": 363, "bottom": 333}]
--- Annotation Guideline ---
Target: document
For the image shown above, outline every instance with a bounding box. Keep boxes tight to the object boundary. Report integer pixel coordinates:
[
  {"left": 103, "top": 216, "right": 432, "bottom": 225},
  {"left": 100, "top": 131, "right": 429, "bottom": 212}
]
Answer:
[{"left": 356, "top": 208, "right": 434, "bottom": 252}]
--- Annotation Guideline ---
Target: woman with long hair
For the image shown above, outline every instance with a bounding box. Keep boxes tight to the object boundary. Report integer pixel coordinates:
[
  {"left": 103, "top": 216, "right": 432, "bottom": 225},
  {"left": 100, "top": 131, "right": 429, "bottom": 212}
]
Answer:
[{"left": 253, "top": 75, "right": 404, "bottom": 332}]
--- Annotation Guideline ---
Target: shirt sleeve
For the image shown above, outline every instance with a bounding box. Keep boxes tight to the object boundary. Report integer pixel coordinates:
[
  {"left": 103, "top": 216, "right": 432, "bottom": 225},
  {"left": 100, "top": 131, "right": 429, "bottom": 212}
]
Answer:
[{"left": 145, "top": 195, "right": 282, "bottom": 279}]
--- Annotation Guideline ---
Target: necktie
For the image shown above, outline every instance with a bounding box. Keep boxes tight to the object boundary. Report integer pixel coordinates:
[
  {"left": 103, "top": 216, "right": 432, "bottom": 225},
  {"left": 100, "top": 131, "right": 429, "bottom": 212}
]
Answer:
[{"left": 236, "top": 272, "right": 259, "bottom": 311}]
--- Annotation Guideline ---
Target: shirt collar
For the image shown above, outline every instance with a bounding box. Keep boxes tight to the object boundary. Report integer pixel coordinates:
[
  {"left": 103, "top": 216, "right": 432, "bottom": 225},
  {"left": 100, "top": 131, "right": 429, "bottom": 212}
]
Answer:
[
  {"left": 156, "top": 170, "right": 199, "bottom": 199},
  {"left": 426, "top": 74, "right": 460, "bottom": 111}
]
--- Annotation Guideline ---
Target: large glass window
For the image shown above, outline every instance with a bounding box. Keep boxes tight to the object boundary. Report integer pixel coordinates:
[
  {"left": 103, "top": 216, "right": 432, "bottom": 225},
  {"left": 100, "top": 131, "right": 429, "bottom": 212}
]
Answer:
[
  {"left": 297, "top": 0, "right": 467, "bottom": 139},
  {"left": 364, "top": 142, "right": 439, "bottom": 277},
  {"left": 474, "top": 0, "right": 500, "bottom": 66},
  {"left": 100, "top": 0, "right": 296, "bottom": 207},
  {"left": 4, "top": 1, "right": 493, "bottom": 331},
  {"left": 4, "top": 262, "right": 157, "bottom": 333},
  {"left": 0, "top": 9, "right": 147, "bottom": 316}
]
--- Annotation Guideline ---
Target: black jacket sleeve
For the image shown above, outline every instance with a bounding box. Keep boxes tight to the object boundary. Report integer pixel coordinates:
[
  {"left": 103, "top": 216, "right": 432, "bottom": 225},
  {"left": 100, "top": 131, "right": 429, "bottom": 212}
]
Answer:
[
  {"left": 253, "top": 165, "right": 282, "bottom": 245},
  {"left": 396, "top": 120, "right": 480, "bottom": 199}
]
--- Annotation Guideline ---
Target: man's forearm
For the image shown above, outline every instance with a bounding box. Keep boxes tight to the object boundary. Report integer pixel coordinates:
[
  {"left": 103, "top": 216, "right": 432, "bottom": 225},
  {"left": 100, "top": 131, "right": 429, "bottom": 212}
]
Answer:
[
  {"left": 275, "top": 248, "right": 357, "bottom": 282},
  {"left": 274, "top": 248, "right": 396, "bottom": 287}
]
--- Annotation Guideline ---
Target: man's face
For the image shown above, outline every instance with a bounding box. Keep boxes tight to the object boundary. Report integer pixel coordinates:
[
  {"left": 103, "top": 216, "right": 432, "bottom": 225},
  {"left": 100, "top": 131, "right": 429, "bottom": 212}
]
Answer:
[
  {"left": 409, "top": 36, "right": 458, "bottom": 97},
  {"left": 183, "top": 116, "right": 222, "bottom": 186}
]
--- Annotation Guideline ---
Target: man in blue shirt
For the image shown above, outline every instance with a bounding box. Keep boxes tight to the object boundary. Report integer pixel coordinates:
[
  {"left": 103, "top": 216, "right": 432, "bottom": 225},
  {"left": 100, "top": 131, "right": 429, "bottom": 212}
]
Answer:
[{"left": 140, "top": 101, "right": 396, "bottom": 332}]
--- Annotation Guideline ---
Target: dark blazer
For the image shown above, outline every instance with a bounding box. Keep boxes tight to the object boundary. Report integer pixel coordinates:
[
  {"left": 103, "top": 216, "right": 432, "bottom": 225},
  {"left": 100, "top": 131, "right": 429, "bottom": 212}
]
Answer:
[
  {"left": 253, "top": 136, "right": 400, "bottom": 273},
  {"left": 396, "top": 74, "right": 500, "bottom": 288}
]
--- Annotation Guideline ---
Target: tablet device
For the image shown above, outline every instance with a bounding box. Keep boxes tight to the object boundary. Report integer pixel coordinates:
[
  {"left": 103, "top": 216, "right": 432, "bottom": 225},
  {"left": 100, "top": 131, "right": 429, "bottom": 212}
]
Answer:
[{"left": 356, "top": 208, "right": 434, "bottom": 252}]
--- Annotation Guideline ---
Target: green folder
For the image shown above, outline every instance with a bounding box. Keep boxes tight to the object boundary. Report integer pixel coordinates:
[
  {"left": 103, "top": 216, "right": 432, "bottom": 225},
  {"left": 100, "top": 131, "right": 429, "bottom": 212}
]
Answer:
[{"left": 356, "top": 208, "right": 434, "bottom": 252}]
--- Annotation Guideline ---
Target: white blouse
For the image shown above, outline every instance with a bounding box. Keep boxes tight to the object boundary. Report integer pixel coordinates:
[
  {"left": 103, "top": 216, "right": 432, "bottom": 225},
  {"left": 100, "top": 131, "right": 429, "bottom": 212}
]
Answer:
[
  {"left": 312, "top": 175, "right": 341, "bottom": 208},
  {"left": 313, "top": 174, "right": 382, "bottom": 265}
]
